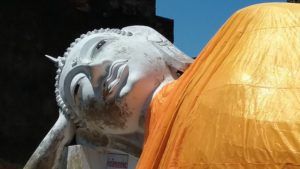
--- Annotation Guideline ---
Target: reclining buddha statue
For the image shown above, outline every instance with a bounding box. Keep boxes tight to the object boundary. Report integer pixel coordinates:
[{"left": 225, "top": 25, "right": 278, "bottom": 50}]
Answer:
[
  {"left": 24, "top": 26, "right": 193, "bottom": 169},
  {"left": 25, "top": 2, "right": 300, "bottom": 169}
]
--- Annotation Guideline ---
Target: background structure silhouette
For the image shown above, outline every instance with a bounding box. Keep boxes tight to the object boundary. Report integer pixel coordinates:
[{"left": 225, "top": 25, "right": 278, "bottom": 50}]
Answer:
[{"left": 0, "top": 0, "right": 173, "bottom": 167}]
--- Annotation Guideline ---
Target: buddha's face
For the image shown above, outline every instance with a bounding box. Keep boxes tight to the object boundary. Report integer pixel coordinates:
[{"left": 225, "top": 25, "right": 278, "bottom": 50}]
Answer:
[{"left": 55, "top": 26, "right": 192, "bottom": 134}]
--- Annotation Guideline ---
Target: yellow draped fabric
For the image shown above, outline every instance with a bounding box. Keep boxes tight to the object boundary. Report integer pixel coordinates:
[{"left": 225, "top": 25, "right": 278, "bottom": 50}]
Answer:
[{"left": 137, "top": 3, "right": 300, "bottom": 169}]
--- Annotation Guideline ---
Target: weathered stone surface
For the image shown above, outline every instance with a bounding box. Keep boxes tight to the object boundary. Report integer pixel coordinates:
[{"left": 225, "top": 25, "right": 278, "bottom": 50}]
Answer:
[{"left": 67, "top": 145, "right": 95, "bottom": 169}]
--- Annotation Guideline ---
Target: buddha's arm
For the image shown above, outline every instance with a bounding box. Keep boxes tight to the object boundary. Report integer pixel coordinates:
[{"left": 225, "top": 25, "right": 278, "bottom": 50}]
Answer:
[{"left": 23, "top": 112, "right": 75, "bottom": 169}]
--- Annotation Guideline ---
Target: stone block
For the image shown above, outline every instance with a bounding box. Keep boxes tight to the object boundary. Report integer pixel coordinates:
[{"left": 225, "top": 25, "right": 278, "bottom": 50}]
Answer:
[{"left": 67, "top": 145, "right": 138, "bottom": 169}]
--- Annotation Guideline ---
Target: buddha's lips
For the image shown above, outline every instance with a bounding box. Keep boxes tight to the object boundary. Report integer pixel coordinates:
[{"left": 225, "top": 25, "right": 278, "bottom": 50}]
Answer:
[{"left": 103, "top": 59, "right": 129, "bottom": 101}]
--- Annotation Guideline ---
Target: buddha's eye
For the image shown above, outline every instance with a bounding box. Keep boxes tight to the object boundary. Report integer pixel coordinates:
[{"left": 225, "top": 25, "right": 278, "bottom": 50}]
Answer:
[
  {"left": 96, "top": 40, "right": 106, "bottom": 50},
  {"left": 74, "top": 83, "right": 80, "bottom": 96}
]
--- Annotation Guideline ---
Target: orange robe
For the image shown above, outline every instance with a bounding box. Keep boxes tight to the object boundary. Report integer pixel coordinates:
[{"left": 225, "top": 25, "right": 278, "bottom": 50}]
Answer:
[{"left": 137, "top": 3, "right": 300, "bottom": 169}]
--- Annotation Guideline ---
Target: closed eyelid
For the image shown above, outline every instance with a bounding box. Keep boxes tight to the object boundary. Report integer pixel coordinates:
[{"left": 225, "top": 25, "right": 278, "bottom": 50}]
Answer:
[
  {"left": 90, "top": 37, "right": 117, "bottom": 59},
  {"left": 96, "top": 40, "right": 106, "bottom": 50},
  {"left": 90, "top": 39, "right": 108, "bottom": 59},
  {"left": 94, "top": 38, "right": 116, "bottom": 50}
]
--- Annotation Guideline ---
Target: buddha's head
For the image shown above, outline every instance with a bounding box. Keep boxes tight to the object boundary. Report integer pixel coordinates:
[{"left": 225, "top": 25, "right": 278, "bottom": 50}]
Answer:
[{"left": 49, "top": 26, "right": 193, "bottom": 135}]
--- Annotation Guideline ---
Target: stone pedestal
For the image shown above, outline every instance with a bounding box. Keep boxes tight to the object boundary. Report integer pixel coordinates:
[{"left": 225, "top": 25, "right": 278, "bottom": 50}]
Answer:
[{"left": 67, "top": 145, "right": 138, "bottom": 169}]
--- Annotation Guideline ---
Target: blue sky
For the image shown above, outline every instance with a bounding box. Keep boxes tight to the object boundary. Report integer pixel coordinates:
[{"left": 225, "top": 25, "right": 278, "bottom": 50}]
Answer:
[{"left": 156, "top": 0, "right": 285, "bottom": 57}]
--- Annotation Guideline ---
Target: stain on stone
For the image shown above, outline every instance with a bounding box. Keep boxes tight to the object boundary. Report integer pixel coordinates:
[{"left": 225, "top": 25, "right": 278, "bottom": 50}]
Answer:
[
  {"left": 80, "top": 99, "right": 131, "bottom": 129},
  {"left": 76, "top": 128, "right": 109, "bottom": 147}
]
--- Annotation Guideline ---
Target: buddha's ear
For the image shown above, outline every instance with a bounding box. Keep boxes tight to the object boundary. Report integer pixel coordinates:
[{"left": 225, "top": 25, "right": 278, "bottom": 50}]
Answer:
[{"left": 122, "top": 25, "right": 194, "bottom": 72}]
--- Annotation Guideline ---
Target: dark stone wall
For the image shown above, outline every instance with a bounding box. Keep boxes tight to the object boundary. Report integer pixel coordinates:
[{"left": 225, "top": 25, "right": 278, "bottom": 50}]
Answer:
[{"left": 0, "top": 0, "right": 173, "bottom": 167}]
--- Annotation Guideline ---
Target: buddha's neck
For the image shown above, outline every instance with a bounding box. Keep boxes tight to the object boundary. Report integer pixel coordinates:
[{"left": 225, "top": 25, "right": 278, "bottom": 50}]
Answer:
[{"left": 152, "top": 75, "right": 176, "bottom": 98}]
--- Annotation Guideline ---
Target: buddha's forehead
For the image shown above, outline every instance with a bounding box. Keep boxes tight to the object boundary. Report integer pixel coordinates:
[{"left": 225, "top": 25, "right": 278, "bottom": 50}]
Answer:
[
  {"left": 68, "top": 36, "right": 152, "bottom": 70},
  {"left": 73, "top": 34, "right": 145, "bottom": 61},
  {"left": 70, "top": 34, "right": 121, "bottom": 59}
]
